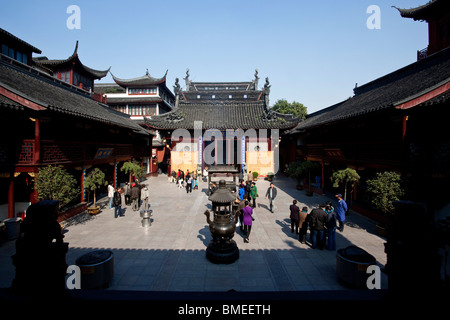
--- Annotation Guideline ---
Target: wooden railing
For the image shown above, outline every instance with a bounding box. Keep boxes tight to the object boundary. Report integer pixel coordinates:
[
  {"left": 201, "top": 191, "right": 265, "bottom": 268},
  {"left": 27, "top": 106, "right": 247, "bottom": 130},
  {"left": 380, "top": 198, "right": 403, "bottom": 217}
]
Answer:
[{"left": 17, "top": 140, "right": 148, "bottom": 165}]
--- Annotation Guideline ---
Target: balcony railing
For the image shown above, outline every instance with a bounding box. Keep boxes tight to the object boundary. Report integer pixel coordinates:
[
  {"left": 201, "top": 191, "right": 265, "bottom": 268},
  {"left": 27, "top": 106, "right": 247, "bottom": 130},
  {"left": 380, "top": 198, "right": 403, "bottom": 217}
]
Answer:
[{"left": 17, "top": 140, "right": 148, "bottom": 165}]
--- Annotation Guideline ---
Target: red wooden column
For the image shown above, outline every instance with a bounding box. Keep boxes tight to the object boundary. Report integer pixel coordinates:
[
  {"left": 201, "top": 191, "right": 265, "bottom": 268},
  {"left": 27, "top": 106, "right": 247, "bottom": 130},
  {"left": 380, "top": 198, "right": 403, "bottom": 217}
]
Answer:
[
  {"left": 34, "top": 118, "right": 41, "bottom": 164},
  {"left": 7, "top": 174, "right": 14, "bottom": 218}
]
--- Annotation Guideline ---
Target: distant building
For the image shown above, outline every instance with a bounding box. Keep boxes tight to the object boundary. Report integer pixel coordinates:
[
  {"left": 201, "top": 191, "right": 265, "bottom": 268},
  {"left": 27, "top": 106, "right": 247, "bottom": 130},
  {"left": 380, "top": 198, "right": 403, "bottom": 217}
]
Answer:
[
  {"left": 144, "top": 69, "right": 300, "bottom": 176},
  {"left": 96, "top": 70, "right": 175, "bottom": 174},
  {"left": 33, "top": 41, "right": 110, "bottom": 103}
]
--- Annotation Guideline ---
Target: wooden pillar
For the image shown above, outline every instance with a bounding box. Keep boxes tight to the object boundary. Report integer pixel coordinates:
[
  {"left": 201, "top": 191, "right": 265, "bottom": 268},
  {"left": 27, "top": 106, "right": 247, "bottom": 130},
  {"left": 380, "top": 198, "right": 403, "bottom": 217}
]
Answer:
[
  {"left": 8, "top": 173, "right": 14, "bottom": 218},
  {"left": 402, "top": 115, "right": 408, "bottom": 141},
  {"left": 321, "top": 160, "right": 325, "bottom": 190},
  {"left": 114, "top": 162, "right": 118, "bottom": 188},
  {"left": 34, "top": 118, "right": 40, "bottom": 164},
  {"left": 80, "top": 166, "right": 86, "bottom": 202}
]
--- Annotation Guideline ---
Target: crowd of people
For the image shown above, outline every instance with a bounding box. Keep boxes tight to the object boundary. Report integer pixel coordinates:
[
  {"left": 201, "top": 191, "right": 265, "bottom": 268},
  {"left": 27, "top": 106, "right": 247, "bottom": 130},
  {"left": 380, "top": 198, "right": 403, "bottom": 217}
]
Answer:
[
  {"left": 288, "top": 193, "right": 347, "bottom": 250},
  {"left": 106, "top": 168, "right": 348, "bottom": 251},
  {"left": 169, "top": 169, "right": 199, "bottom": 193},
  {"left": 107, "top": 178, "right": 151, "bottom": 219}
]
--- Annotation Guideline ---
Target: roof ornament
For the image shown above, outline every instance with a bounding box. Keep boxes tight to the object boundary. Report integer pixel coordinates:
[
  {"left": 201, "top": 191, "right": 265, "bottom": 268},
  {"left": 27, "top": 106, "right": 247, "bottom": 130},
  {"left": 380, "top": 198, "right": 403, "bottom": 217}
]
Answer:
[
  {"left": 184, "top": 68, "right": 191, "bottom": 91},
  {"left": 146, "top": 68, "right": 149, "bottom": 76},
  {"left": 263, "top": 110, "right": 276, "bottom": 122},
  {"left": 72, "top": 40, "right": 79, "bottom": 56},
  {"left": 166, "top": 110, "right": 184, "bottom": 123},
  {"left": 252, "top": 68, "right": 259, "bottom": 90},
  {"left": 174, "top": 77, "right": 181, "bottom": 95},
  {"left": 263, "top": 77, "right": 271, "bottom": 106}
]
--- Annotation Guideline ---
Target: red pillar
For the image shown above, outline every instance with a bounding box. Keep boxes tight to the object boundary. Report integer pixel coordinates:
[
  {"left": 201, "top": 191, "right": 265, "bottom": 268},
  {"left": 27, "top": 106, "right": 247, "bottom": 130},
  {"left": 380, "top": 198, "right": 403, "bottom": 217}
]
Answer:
[
  {"left": 8, "top": 174, "right": 14, "bottom": 218},
  {"left": 34, "top": 118, "right": 40, "bottom": 164}
]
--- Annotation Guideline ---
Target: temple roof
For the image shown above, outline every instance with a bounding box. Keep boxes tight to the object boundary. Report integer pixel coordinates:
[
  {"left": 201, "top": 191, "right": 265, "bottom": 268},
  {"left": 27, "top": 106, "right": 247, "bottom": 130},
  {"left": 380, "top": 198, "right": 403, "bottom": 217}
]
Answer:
[
  {"left": 393, "top": 0, "right": 448, "bottom": 21},
  {"left": 32, "top": 41, "right": 110, "bottom": 79},
  {"left": 290, "top": 46, "right": 450, "bottom": 132},
  {"left": 143, "top": 100, "right": 300, "bottom": 130},
  {"left": 0, "top": 58, "right": 150, "bottom": 135},
  {"left": 0, "top": 28, "right": 42, "bottom": 54},
  {"left": 190, "top": 81, "right": 256, "bottom": 91},
  {"left": 111, "top": 69, "right": 168, "bottom": 88}
]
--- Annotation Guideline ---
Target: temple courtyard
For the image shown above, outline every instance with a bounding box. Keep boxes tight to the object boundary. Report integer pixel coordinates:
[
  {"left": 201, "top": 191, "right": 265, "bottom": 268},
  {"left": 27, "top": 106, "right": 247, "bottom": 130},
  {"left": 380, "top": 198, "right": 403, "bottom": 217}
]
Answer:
[{"left": 0, "top": 174, "right": 388, "bottom": 293}]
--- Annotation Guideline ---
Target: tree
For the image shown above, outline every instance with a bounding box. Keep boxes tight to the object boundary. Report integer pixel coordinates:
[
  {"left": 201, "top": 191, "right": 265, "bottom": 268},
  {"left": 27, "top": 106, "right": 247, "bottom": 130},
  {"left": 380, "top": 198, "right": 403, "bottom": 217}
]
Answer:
[
  {"left": 331, "top": 168, "right": 360, "bottom": 202},
  {"left": 366, "top": 171, "right": 404, "bottom": 214},
  {"left": 34, "top": 165, "right": 79, "bottom": 209},
  {"left": 271, "top": 99, "right": 307, "bottom": 119},
  {"left": 84, "top": 168, "right": 107, "bottom": 208},
  {"left": 121, "top": 160, "right": 144, "bottom": 183}
]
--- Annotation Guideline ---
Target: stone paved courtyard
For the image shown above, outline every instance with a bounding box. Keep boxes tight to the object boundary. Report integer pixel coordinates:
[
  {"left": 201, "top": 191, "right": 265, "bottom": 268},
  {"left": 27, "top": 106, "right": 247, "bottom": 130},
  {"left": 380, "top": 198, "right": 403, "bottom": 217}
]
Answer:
[{"left": 0, "top": 174, "right": 388, "bottom": 292}]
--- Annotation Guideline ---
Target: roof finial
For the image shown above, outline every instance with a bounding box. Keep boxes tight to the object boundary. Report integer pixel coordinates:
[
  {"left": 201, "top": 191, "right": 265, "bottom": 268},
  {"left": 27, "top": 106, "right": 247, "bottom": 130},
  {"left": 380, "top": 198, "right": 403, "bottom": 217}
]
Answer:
[
  {"left": 146, "top": 68, "right": 149, "bottom": 76},
  {"left": 73, "top": 40, "right": 79, "bottom": 56},
  {"left": 184, "top": 68, "right": 191, "bottom": 91}
]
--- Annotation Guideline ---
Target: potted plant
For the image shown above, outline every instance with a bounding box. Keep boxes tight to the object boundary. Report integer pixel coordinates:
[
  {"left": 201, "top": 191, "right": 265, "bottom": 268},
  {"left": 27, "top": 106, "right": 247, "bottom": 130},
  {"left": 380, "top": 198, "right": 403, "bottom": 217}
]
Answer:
[
  {"left": 266, "top": 172, "right": 274, "bottom": 181},
  {"left": 121, "top": 160, "right": 144, "bottom": 183},
  {"left": 366, "top": 171, "right": 404, "bottom": 237},
  {"left": 84, "top": 168, "right": 108, "bottom": 215},
  {"left": 330, "top": 167, "right": 360, "bottom": 202},
  {"left": 252, "top": 171, "right": 259, "bottom": 181},
  {"left": 34, "top": 165, "right": 79, "bottom": 210}
]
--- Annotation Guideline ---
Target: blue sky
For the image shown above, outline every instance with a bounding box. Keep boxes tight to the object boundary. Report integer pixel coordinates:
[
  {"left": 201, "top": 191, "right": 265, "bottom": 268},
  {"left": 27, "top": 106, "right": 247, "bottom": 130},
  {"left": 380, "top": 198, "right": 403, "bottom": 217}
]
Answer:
[{"left": 1, "top": 0, "right": 428, "bottom": 114}]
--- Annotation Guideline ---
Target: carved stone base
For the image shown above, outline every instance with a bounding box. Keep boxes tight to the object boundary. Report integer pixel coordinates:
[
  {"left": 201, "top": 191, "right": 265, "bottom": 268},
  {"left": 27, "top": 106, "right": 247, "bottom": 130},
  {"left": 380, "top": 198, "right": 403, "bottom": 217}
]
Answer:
[{"left": 205, "top": 240, "right": 239, "bottom": 264}]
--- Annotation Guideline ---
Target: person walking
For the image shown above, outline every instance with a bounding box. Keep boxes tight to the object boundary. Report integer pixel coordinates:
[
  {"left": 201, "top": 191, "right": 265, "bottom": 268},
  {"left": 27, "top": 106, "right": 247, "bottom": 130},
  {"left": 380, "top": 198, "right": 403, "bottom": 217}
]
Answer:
[
  {"left": 131, "top": 183, "right": 140, "bottom": 211},
  {"left": 242, "top": 201, "right": 253, "bottom": 243},
  {"left": 250, "top": 182, "right": 258, "bottom": 208},
  {"left": 123, "top": 182, "right": 131, "bottom": 206},
  {"left": 238, "top": 183, "right": 245, "bottom": 201},
  {"left": 289, "top": 199, "right": 300, "bottom": 234},
  {"left": 265, "top": 182, "right": 277, "bottom": 213},
  {"left": 325, "top": 201, "right": 337, "bottom": 250},
  {"left": 309, "top": 204, "right": 327, "bottom": 249},
  {"left": 107, "top": 183, "right": 114, "bottom": 209},
  {"left": 335, "top": 193, "right": 348, "bottom": 232},
  {"left": 141, "top": 184, "right": 150, "bottom": 211},
  {"left": 203, "top": 167, "right": 208, "bottom": 182},
  {"left": 113, "top": 187, "right": 123, "bottom": 218},
  {"left": 298, "top": 206, "right": 309, "bottom": 244},
  {"left": 244, "top": 180, "right": 251, "bottom": 201},
  {"left": 186, "top": 174, "right": 192, "bottom": 193}
]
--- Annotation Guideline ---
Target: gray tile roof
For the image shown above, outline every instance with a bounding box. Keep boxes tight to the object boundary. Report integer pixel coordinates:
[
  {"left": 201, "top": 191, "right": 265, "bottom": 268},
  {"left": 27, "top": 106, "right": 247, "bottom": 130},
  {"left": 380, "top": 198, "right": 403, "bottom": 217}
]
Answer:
[
  {"left": 144, "top": 101, "right": 300, "bottom": 130},
  {"left": 0, "top": 58, "right": 151, "bottom": 136},
  {"left": 292, "top": 46, "right": 450, "bottom": 132}
]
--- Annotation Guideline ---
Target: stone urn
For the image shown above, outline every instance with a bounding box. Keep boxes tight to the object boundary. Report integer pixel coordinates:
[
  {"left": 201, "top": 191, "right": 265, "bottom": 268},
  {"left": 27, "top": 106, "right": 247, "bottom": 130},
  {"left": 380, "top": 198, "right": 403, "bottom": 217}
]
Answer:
[{"left": 204, "top": 180, "right": 240, "bottom": 264}]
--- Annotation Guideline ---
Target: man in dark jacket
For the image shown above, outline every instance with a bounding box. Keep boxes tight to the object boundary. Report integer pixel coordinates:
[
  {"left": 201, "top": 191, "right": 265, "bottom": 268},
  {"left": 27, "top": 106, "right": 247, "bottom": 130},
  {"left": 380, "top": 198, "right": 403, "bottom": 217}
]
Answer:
[
  {"left": 265, "top": 183, "right": 277, "bottom": 213},
  {"left": 113, "top": 188, "right": 123, "bottom": 218},
  {"left": 131, "top": 183, "right": 140, "bottom": 211},
  {"left": 309, "top": 204, "right": 327, "bottom": 249}
]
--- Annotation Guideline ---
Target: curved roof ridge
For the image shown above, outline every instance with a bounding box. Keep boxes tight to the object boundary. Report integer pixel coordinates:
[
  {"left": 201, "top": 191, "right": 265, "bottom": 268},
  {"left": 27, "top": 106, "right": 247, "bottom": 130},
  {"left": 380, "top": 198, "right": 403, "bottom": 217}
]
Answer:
[{"left": 110, "top": 69, "right": 168, "bottom": 87}]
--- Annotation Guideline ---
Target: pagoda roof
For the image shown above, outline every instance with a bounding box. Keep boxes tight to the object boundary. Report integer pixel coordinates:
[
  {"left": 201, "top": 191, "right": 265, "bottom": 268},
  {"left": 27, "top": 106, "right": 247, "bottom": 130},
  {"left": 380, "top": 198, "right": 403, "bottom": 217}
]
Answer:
[
  {"left": 0, "top": 57, "right": 150, "bottom": 136},
  {"left": 111, "top": 70, "right": 168, "bottom": 88},
  {"left": 393, "top": 0, "right": 449, "bottom": 21},
  {"left": 32, "top": 41, "right": 110, "bottom": 79},
  {"left": 290, "top": 45, "right": 450, "bottom": 133},
  {"left": 143, "top": 100, "right": 300, "bottom": 130}
]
